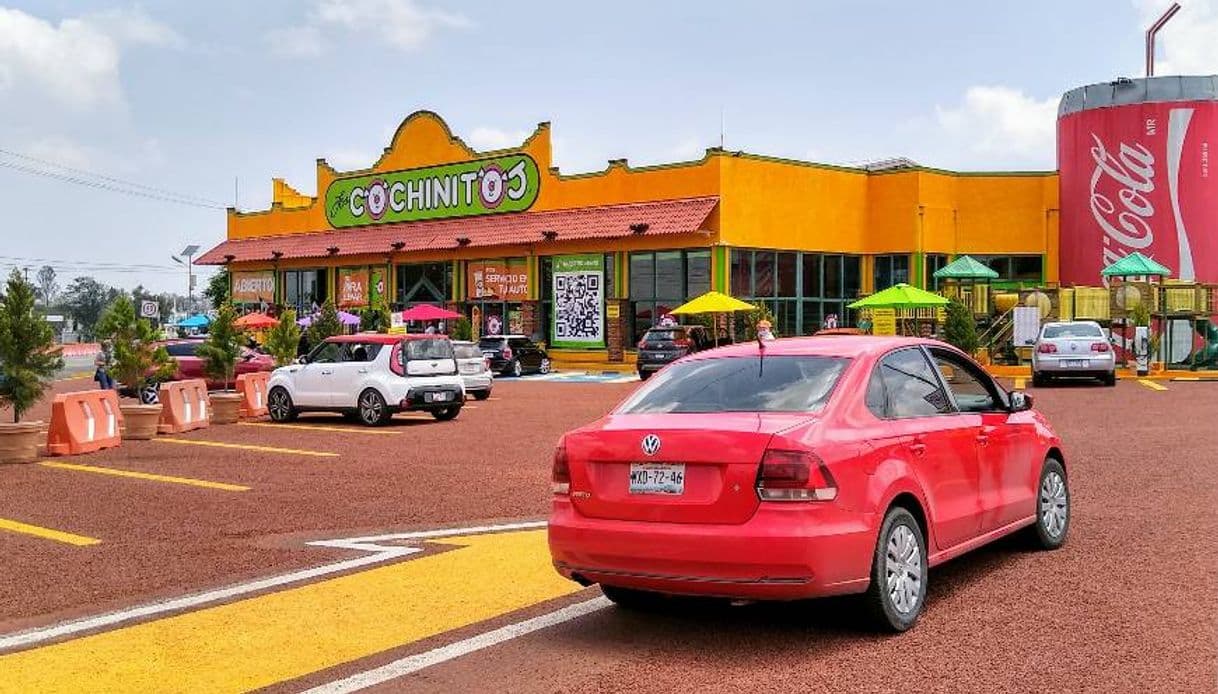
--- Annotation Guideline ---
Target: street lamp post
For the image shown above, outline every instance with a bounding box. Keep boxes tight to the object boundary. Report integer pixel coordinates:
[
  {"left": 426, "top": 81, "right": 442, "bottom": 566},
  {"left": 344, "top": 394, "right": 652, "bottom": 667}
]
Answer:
[{"left": 171, "top": 245, "right": 200, "bottom": 315}]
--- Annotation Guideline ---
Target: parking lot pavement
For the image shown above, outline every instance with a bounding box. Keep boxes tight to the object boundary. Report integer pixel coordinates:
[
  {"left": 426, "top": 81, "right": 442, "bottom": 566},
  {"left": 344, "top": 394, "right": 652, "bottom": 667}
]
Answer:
[{"left": 0, "top": 379, "right": 1214, "bottom": 691}]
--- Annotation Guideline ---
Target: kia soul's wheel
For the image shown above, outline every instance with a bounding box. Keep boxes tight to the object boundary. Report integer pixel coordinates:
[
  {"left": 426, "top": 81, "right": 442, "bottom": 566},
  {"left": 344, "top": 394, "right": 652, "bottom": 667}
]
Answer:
[
  {"left": 510, "top": 359, "right": 523, "bottom": 377},
  {"left": 358, "top": 389, "right": 390, "bottom": 426},
  {"left": 864, "top": 506, "right": 928, "bottom": 632},
  {"left": 267, "top": 387, "right": 297, "bottom": 422},
  {"left": 1029, "top": 458, "right": 1070, "bottom": 550},
  {"left": 431, "top": 405, "right": 461, "bottom": 421},
  {"left": 538, "top": 358, "right": 552, "bottom": 375},
  {"left": 472, "top": 390, "right": 491, "bottom": 401},
  {"left": 139, "top": 382, "right": 160, "bottom": 405}
]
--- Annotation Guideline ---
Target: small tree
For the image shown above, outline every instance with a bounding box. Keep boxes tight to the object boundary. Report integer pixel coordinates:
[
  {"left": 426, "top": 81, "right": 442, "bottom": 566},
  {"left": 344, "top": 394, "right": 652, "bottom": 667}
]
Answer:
[
  {"left": 942, "top": 299, "right": 979, "bottom": 355},
  {"left": 450, "top": 315, "right": 472, "bottom": 341},
  {"left": 359, "top": 298, "right": 392, "bottom": 333},
  {"left": 0, "top": 270, "right": 63, "bottom": 423},
  {"left": 265, "top": 309, "right": 302, "bottom": 367},
  {"left": 204, "top": 268, "right": 230, "bottom": 308},
  {"left": 97, "top": 295, "right": 176, "bottom": 400},
  {"left": 307, "top": 298, "right": 343, "bottom": 344},
  {"left": 196, "top": 303, "right": 243, "bottom": 391}
]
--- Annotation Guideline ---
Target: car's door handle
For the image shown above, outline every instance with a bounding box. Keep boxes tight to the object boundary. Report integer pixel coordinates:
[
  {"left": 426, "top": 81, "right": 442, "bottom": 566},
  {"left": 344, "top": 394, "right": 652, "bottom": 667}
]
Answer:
[
  {"left": 909, "top": 436, "right": 927, "bottom": 457},
  {"left": 320, "top": 370, "right": 333, "bottom": 375},
  {"left": 975, "top": 434, "right": 989, "bottom": 447},
  {"left": 357, "top": 369, "right": 369, "bottom": 374}
]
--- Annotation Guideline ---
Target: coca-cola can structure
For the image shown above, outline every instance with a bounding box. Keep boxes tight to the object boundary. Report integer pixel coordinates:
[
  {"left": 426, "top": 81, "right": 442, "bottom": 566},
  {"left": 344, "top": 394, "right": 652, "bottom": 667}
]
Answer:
[{"left": 1058, "top": 75, "right": 1217, "bottom": 285}]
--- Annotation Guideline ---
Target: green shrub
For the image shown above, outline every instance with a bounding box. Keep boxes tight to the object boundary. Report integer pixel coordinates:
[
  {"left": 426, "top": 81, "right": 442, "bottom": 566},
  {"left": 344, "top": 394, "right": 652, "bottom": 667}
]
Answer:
[
  {"left": 97, "top": 295, "right": 176, "bottom": 397},
  {"left": 265, "top": 309, "right": 302, "bottom": 367},
  {"left": 0, "top": 269, "right": 63, "bottom": 422},
  {"left": 450, "top": 315, "right": 472, "bottom": 341},
  {"left": 196, "top": 303, "right": 243, "bottom": 391},
  {"left": 943, "top": 299, "right": 979, "bottom": 354},
  {"left": 307, "top": 298, "right": 343, "bottom": 344}
]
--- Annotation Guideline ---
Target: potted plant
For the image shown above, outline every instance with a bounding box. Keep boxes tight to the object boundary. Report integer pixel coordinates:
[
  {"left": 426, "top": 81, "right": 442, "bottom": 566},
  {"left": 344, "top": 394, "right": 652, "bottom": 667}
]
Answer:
[
  {"left": 197, "top": 303, "right": 244, "bottom": 424},
  {"left": 0, "top": 269, "right": 64, "bottom": 462},
  {"left": 96, "top": 295, "right": 176, "bottom": 440},
  {"left": 942, "top": 299, "right": 980, "bottom": 355},
  {"left": 264, "top": 309, "right": 302, "bottom": 367}
]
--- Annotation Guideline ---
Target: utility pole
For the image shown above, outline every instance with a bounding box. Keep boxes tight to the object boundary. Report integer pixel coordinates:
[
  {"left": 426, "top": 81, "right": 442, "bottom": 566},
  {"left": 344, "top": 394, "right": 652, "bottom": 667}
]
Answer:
[
  {"left": 22, "top": 266, "right": 29, "bottom": 283},
  {"left": 171, "top": 245, "right": 200, "bottom": 315}
]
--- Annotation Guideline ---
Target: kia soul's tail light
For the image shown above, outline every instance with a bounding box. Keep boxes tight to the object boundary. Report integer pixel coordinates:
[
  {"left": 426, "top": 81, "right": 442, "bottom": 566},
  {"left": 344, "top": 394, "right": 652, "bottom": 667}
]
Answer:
[
  {"left": 756, "top": 450, "right": 837, "bottom": 502},
  {"left": 552, "top": 442, "right": 570, "bottom": 495},
  {"left": 1037, "top": 343, "right": 1058, "bottom": 354},
  {"left": 502, "top": 345, "right": 513, "bottom": 360}
]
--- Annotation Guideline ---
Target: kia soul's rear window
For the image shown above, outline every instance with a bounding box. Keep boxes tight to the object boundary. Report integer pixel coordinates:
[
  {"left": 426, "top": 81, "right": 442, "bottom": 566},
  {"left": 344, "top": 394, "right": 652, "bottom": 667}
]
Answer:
[
  {"left": 402, "top": 338, "right": 454, "bottom": 361},
  {"left": 618, "top": 356, "right": 848, "bottom": 414}
]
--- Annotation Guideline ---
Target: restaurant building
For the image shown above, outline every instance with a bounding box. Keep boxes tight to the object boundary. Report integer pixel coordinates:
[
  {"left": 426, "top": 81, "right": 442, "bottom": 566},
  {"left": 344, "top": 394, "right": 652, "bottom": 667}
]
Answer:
[{"left": 198, "top": 110, "right": 1059, "bottom": 364}]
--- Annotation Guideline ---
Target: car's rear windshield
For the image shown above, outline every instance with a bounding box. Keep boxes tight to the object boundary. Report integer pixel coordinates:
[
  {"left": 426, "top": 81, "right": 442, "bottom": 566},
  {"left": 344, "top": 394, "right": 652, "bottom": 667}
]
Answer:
[
  {"left": 477, "top": 338, "right": 505, "bottom": 349},
  {"left": 453, "top": 344, "right": 481, "bottom": 359},
  {"left": 1043, "top": 324, "right": 1103, "bottom": 339},
  {"left": 402, "top": 338, "right": 454, "bottom": 360},
  {"left": 617, "top": 356, "right": 848, "bottom": 414},
  {"left": 642, "top": 329, "right": 685, "bottom": 342}
]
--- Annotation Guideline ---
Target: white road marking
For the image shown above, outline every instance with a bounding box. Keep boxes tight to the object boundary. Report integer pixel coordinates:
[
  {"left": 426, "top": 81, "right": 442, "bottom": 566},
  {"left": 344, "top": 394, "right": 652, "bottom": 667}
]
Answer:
[
  {"left": 0, "top": 520, "right": 547, "bottom": 653},
  {"left": 303, "top": 597, "right": 611, "bottom": 693}
]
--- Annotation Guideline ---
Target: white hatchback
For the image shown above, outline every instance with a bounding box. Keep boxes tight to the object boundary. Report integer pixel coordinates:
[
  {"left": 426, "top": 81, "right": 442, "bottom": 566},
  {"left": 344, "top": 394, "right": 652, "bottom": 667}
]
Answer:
[{"left": 267, "top": 334, "right": 466, "bottom": 426}]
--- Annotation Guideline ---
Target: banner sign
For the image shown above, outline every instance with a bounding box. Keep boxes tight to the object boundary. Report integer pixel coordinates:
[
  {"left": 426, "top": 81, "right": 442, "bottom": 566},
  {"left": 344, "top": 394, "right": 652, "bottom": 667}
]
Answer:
[
  {"left": 139, "top": 300, "right": 160, "bottom": 319},
  {"left": 551, "top": 254, "right": 604, "bottom": 348},
  {"left": 231, "top": 271, "right": 275, "bottom": 304},
  {"left": 338, "top": 268, "right": 369, "bottom": 308},
  {"left": 324, "top": 154, "right": 540, "bottom": 228},
  {"left": 370, "top": 268, "right": 386, "bottom": 306},
  {"left": 1058, "top": 99, "right": 1217, "bottom": 285},
  {"left": 870, "top": 308, "right": 896, "bottom": 336},
  {"left": 468, "top": 259, "right": 529, "bottom": 301}
]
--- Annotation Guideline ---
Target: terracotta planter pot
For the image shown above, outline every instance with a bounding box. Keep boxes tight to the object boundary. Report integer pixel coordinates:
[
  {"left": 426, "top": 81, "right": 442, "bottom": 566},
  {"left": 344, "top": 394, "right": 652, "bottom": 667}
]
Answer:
[
  {"left": 0, "top": 421, "right": 44, "bottom": 464},
  {"left": 120, "top": 404, "right": 162, "bottom": 441},
  {"left": 209, "top": 392, "right": 243, "bottom": 425}
]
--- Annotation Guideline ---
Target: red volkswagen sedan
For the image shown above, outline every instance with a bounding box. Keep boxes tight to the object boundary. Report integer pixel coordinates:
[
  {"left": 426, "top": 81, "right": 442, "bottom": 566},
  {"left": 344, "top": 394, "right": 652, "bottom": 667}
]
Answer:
[{"left": 548, "top": 336, "right": 1069, "bottom": 631}]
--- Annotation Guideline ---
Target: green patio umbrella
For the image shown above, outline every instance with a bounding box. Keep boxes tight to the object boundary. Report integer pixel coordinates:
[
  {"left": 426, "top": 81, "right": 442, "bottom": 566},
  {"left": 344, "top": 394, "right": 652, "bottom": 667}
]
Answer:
[
  {"left": 848, "top": 283, "right": 949, "bottom": 309},
  {"left": 1100, "top": 252, "right": 1171, "bottom": 278},
  {"left": 932, "top": 255, "right": 1000, "bottom": 280}
]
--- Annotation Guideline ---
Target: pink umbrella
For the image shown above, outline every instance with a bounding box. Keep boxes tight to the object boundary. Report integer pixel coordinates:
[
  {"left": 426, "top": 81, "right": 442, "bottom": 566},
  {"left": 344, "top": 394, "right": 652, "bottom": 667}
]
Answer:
[{"left": 399, "top": 304, "right": 462, "bottom": 321}]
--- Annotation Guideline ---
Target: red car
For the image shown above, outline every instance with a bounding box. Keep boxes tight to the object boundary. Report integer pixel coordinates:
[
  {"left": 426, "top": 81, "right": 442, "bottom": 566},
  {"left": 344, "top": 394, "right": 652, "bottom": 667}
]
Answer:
[
  {"left": 548, "top": 336, "right": 1068, "bottom": 631},
  {"left": 129, "top": 339, "right": 276, "bottom": 404}
]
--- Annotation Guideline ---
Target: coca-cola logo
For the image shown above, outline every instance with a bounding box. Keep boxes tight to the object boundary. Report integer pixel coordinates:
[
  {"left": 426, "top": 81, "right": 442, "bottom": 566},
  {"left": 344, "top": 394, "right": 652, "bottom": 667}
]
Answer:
[{"left": 1089, "top": 134, "right": 1156, "bottom": 254}]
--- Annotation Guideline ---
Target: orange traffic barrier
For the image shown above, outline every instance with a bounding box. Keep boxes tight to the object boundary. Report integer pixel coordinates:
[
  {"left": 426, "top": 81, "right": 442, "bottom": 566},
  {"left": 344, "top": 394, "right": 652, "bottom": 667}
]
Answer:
[
  {"left": 46, "top": 389, "right": 123, "bottom": 456},
  {"left": 157, "top": 379, "right": 211, "bottom": 434},
  {"left": 236, "top": 372, "right": 270, "bottom": 419}
]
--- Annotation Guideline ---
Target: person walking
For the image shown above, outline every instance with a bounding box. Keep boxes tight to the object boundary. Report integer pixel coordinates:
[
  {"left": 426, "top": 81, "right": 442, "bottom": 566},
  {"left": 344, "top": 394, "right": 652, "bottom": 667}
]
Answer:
[{"left": 93, "top": 353, "right": 114, "bottom": 390}]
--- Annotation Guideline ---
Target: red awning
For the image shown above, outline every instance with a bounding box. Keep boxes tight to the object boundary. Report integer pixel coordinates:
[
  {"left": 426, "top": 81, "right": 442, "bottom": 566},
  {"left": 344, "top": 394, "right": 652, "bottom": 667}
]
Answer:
[{"left": 198, "top": 196, "right": 718, "bottom": 265}]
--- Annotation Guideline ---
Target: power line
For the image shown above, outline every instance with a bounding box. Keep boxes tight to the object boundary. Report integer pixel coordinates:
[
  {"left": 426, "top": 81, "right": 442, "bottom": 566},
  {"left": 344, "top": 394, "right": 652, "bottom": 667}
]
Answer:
[
  {"left": 0, "top": 158, "right": 226, "bottom": 209},
  {"left": 0, "top": 254, "right": 182, "bottom": 271},
  {"left": 0, "top": 146, "right": 227, "bottom": 207}
]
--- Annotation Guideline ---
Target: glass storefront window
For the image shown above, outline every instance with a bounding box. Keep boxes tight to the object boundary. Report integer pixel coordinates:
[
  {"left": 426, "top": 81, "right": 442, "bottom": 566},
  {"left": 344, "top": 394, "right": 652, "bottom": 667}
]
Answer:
[
  {"left": 628, "top": 249, "right": 714, "bottom": 341},
  {"left": 971, "top": 255, "right": 1043, "bottom": 283},
  {"left": 873, "top": 254, "right": 909, "bottom": 290},
  {"left": 824, "top": 255, "right": 842, "bottom": 298},
  {"left": 730, "top": 250, "right": 750, "bottom": 297},
  {"left": 282, "top": 269, "right": 328, "bottom": 313},
  {"left": 396, "top": 262, "right": 450, "bottom": 306},
  {"left": 655, "top": 251, "right": 683, "bottom": 299},
  {"left": 802, "top": 254, "right": 822, "bottom": 298},
  {"left": 843, "top": 256, "right": 861, "bottom": 298},
  {"left": 753, "top": 251, "right": 774, "bottom": 297},
  {"left": 777, "top": 252, "right": 797, "bottom": 297},
  {"left": 686, "top": 250, "right": 711, "bottom": 297},
  {"left": 630, "top": 253, "right": 655, "bottom": 299}
]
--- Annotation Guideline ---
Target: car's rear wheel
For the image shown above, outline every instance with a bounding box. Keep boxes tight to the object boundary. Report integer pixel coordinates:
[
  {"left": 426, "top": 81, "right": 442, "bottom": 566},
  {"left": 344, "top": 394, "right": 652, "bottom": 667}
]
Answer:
[
  {"left": 509, "top": 359, "right": 523, "bottom": 377},
  {"left": 431, "top": 405, "right": 461, "bottom": 421},
  {"left": 638, "top": 371, "right": 652, "bottom": 381},
  {"left": 138, "top": 381, "right": 160, "bottom": 405},
  {"left": 1032, "top": 372, "right": 1048, "bottom": 388},
  {"left": 472, "top": 390, "right": 491, "bottom": 401},
  {"left": 864, "top": 506, "right": 928, "bottom": 632},
  {"left": 1102, "top": 372, "right": 1117, "bottom": 387},
  {"left": 1028, "top": 458, "right": 1069, "bottom": 550},
  {"left": 600, "top": 585, "right": 666, "bottom": 611},
  {"left": 538, "top": 358, "right": 551, "bottom": 375},
  {"left": 358, "top": 389, "right": 391, "bottom": 426},
  {"left": 267, "top": 387, "right": 297, "bottom": 422}
]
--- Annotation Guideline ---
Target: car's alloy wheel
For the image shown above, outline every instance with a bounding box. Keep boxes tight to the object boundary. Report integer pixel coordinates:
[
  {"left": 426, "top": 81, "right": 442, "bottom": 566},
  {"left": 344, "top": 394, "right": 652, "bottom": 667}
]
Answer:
[
  {"left": 864, "top": 506, "right": 927, "bottom": 632},
  {"left": 538, "top": 358, "right": 551, "bottom": 375},
  {"left": 268, "top": 387, "right": 296, "bottom": 422},
  {"left": 358, "top": 389, "right": 389, "bottom": 426},
  {"left": 1031, "top": 459, "right": 1070, "bottom": 550},
  {"left": 431, "top": 405, "right": 460, "bottom": 421},
  {"left": 511, "top": 360, "right": 522, "bottom": 377},
  {"left": 139, "top": 382, "right": 160, "bottom": 405}
]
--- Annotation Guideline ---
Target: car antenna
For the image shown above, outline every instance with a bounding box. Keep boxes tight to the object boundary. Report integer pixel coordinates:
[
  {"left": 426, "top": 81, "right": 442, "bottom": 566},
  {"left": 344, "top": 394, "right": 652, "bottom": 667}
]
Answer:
[{"left": 756, "top": 331, "right": 765, "bottom": 376}]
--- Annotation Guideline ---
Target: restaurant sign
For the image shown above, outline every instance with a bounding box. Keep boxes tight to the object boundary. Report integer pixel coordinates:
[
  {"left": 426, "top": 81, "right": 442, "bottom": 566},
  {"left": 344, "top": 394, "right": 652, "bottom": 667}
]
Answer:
[
  {"left": 338, "top": 268, "right": 369, "bottom": 308},
  {"left": 468, "top": 259, "right": 529, "bottom": 302},
  {"left": 231, "top": 271, "right": 275, "bottom": 304},
  {"left": 324, "top": 154, "right": 540, "bottom": 228}
]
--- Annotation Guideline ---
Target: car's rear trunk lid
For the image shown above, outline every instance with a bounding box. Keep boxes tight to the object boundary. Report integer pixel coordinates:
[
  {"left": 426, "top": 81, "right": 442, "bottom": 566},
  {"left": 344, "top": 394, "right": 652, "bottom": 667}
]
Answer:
[{"left": 564, "top": 413, "right": 816, "bottom": 524}]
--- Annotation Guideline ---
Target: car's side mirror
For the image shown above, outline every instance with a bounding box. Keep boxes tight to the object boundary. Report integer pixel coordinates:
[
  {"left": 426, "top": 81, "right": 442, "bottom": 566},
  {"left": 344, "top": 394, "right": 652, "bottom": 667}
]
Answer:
[{"left": 1009, "top": 391, "right": 1033, "bottom": 412}]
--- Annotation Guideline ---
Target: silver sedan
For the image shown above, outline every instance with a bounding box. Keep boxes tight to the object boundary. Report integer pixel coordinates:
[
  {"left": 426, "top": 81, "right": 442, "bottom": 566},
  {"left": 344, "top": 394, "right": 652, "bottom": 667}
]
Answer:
[{"left": 1031, "top": 320, "right": 1116, "bottom": 387}]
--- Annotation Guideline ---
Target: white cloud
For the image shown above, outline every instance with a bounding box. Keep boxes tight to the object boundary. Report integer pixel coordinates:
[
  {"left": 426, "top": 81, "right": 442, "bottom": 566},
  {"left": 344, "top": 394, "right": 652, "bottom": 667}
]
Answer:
[
  {"left": 323, "top": 147, "right": 378, "bottom": 170},
  {"left": 935, "top": 85, "right": 1057, "bottom": 160},
  {"left": 466, "top": 126, "right": 529, "bottom": 151},
  {"left": 1135, "top": 0, "right": 1218, "bottom": 75},
  {"left": 23, "top": 136, "right": 96, "bottom": 169},
  {"left": 668, "top": 137, "right": 705, "bottom": 160},
  {"left": 269, "top": 0, "right": 469, "bottom": 58},
  {"left": 0, "top": 7, "right": 179, "bottom": 111}
]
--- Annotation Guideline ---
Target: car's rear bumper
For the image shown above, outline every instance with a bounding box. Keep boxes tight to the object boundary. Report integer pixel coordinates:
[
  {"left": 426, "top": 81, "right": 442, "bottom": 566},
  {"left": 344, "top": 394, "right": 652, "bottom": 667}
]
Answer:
[
  {"left": 1033, "top": 355, "right": 1115, "bottom": 375},
  {"left": 461, "top": 374, "right": 493, "bottom": 393},
  {"left": 548, "top": 500, "right": 874, "bottom": 600},
  {"left": 398, "top": 385, "right": 464, "bottom": 410}
]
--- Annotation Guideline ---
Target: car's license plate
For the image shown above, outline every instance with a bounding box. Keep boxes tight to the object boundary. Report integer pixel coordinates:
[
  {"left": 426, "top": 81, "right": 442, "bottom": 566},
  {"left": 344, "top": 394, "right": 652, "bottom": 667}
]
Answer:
[
  {"left": 628, "top": 463, "right": 685, "bottom": 495},
  {"left": 1063, "top": 359, "right": 1089, "bottom": 368},
  {"left": 425, "top": 391, "right": 452, "bottom": 403}
]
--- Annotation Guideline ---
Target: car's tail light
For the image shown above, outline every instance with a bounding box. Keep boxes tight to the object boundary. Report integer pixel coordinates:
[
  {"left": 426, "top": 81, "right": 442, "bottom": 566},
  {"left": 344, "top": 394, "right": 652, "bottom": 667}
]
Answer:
[
  {"left": 483, "top": 357, "right": 491, "bottom": 372},
  {"left": 672, "top": 338, "right": 691, "bottom": 348},
  {"left": 756, "top": 450, "right": 837, "bottom": 502},
  {"left": 636, "top": 339, "right": 647, "bottom": 349},
  {"left": 1090, "top": 342, "right": 1110, "bottom": 353},
  {"left": 389, "top": 344, "right": 405, "bottom": 376},
  {"left": 1037, "top": 343, "right": 1058, "bottom": 354},
  {"left": 552, "top": 442, "right": 570, "bottom": 495},
  {"left": 502, "top": 346, "right": 513, "bottom": 360}
]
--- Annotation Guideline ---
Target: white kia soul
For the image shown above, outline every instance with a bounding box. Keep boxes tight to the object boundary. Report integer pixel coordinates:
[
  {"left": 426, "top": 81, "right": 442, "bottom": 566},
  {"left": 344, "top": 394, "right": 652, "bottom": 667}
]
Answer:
[{"left": 267, "top": 334, "right": 466, "bottom": 426}]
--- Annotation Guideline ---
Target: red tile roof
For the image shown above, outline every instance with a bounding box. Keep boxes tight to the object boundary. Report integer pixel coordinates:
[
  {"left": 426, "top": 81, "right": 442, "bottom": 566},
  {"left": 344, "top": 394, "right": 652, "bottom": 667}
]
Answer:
[{"left": 197, "top": 196, "right": 718, "bottom": 265}]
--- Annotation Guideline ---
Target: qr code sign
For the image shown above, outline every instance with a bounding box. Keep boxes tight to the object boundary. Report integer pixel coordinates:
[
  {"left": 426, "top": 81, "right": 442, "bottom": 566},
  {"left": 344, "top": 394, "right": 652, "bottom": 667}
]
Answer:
[{"left": 554, "top": 272, "right": 602, "bottom": 340}]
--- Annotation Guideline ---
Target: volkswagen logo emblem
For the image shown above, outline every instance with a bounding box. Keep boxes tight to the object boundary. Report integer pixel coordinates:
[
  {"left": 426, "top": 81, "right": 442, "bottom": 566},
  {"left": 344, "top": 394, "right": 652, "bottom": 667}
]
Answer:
[{"left": 641, "top": 434, "right": 661, "bottom": 456}]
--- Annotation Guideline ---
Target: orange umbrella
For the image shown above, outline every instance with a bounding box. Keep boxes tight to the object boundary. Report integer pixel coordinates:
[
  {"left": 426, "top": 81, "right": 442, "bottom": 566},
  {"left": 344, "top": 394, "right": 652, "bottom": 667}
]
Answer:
[{"left": 234, "top": 312, "right": 278, "bottom": 330}]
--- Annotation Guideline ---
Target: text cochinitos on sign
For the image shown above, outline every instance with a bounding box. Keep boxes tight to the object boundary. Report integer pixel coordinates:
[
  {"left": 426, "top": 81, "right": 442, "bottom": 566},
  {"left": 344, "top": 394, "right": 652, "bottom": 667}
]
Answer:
[{"left": 324, "top": 155, "right": 540, "bottom": 228}]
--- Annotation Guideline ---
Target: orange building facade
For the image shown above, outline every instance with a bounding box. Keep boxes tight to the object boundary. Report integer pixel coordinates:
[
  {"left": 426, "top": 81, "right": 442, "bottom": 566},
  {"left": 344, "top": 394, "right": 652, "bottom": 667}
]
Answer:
[{"left": 200, "top": 111, "right": 1059, "bottom": 359}]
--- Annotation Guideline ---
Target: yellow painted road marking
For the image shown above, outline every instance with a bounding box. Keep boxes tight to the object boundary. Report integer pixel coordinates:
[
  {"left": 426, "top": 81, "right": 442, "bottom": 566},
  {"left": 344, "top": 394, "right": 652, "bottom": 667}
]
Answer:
[
  {"left": 239, "top": 422, "right": 399, "bottom": 436},
  {"left": 0, "top": 518, "right": 100, "bottom": 546},
  {"left": 38, "top": 461, "right": 249, "bottom": 492},
  {"left": 1138, "top": 379, "right": 1168, "bottom": 391},
  {"left": 1013, "top": 377, "right": 1026, "bottom": 389},
  {"left": 152, "top": 438, "right": 339, "bottom": 458},
  {"left": 0, "top": 529, "right": 579, "bottom": 692}
]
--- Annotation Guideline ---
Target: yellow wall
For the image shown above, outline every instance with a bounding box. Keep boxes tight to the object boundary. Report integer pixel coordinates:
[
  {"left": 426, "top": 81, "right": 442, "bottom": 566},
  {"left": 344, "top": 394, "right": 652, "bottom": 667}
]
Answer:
[{"left": 225, "top": 110, "right": 1060, "bottom": 284}]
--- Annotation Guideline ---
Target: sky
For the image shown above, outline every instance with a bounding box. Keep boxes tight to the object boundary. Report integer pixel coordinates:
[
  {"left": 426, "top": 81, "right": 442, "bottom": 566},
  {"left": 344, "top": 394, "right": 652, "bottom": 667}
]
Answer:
[{"left": 1, "top": 0, "right": 1216, "bottom": 294}]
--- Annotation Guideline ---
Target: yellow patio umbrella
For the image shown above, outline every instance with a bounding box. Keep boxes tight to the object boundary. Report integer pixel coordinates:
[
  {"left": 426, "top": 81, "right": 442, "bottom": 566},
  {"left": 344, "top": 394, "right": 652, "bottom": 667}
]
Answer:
[{"left": 670, "top": 291, "right": 756, "bottom": 314}]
